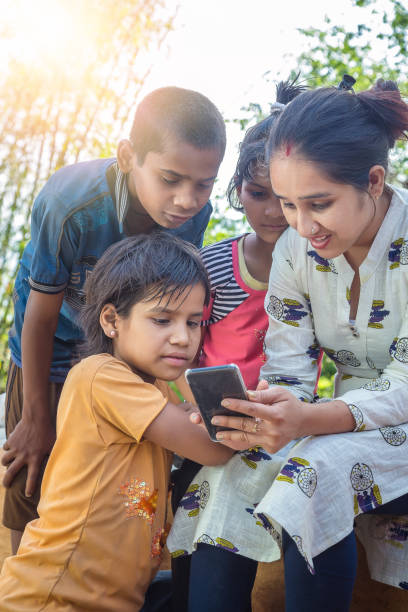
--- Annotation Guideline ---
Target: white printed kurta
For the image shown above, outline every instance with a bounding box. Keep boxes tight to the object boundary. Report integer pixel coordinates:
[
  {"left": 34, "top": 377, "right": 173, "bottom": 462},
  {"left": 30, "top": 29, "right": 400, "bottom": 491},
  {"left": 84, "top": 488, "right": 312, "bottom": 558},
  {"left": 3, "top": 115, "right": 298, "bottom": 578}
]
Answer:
[{"left": 168, "top": 185, "right": 408, "bottom": 590}]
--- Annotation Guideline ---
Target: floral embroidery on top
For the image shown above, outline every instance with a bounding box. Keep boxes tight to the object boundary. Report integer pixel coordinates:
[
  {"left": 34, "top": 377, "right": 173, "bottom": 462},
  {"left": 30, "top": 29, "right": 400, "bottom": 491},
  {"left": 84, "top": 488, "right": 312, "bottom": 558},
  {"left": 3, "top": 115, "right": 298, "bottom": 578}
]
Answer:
[
  {"left": 179, "top": 481, "right": 210, "bottom": 517},
  {"left": 388, "top": 238, "right": 408, "bottom": 269},
  {"left": 307, "top": 250, "right": 337, "bottom": 273},
  {"left": 196, "top": 534, "right": 215, "bottom": 545},
  {"left": 350, "top": 463, "right": 382, "bottom": 515},
  {"left": 368, "top": 300, "right": 390, "bottom": 329},
  {"left": 118, "top": 478, "right": 158, "bottom": 524},
  {"left": 254, "top": 328, "right": 266, "bottom": 362},
  {"left": 349, "top": 404, "right": 365, "bottom": 431},
  {"left": 240, "top": 447, "right": 272, "bottom": 469},
  {"left": 266, "top": 296, "right": 308, "bottom": 327},
  {"left": 171, "top": 549, "right": 189, "bottom": 558},
  {"left": 246, "top": 504, "right": 282, "bottom": 544},
  {"left": 389, "top": 337, "right": 408, "bottom": 363},
  {"left": 265, "top": 374, "right": 302, "bottom": 386},
  {"left": 292, "top": 535, "right": 315, "bottom": 574},
  {"left": 215, "top": 537, "right": 239, "bottom": 553},
  {"left": 306, "top": 343, "right": 320, "bottom": 363},
  {"left": 324, "top": 348, "right": 361, "bottom": 367},
  {"left": 366, "top": 356, "right": 376, "bottom": 369},
  {"left": 379, "top": 426, "right": 407, "bottom": 446},
  {"left": 371, "top": 516, "right": 408, "bottom": 549},
  {"left": 276, "top": 457, "right": 317, "bottom": 497},
  {"left": 151, "top": 525, "right": 170, "bottom": 561},
  {"left": 363, "top": 376, "right": 391, "bottom": 391},
  {"left": 304, "top": 293, "right": 312, "bottom": 313}
]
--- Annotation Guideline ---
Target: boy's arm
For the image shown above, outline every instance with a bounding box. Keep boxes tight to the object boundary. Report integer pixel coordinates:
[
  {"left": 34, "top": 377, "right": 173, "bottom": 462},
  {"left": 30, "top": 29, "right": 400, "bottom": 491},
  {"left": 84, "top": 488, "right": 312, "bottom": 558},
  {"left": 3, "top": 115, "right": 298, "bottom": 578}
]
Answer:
[
  {"left": 143, "top": 400, "right": 233, "bottom": 465},
  {"left": 2, "top": 290, "right": 64, "bottom": 496}
]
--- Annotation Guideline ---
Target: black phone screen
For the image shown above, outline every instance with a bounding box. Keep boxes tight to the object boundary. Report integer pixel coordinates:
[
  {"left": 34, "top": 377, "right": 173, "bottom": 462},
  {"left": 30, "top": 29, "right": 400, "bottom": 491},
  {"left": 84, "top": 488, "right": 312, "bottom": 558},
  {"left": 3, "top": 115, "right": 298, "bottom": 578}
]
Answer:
[{"left": 185, "top": 364, "right": 247, "bottom": 441}]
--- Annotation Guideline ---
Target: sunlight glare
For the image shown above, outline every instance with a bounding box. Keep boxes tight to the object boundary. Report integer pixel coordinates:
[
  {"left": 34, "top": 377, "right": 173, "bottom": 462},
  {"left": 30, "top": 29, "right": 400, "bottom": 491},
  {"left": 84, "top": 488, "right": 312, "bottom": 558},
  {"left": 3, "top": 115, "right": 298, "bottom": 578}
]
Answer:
[{"left": 2, "top": 0, "right": 94, "bottom": 75}]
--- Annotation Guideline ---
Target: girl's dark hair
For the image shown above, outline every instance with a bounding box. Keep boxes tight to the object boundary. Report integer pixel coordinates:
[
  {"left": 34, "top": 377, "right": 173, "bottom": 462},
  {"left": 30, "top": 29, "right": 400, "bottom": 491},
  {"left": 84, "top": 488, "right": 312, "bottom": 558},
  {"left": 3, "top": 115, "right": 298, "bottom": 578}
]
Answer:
[
  {"left": 266, "top": 78, "right": 408, "bottom": 190},
  {"left": 79, "top": 231, "right": 210, "bottom": 358},
  {"left": 227, "top": 76, "right": 307, "bottom": 211}
]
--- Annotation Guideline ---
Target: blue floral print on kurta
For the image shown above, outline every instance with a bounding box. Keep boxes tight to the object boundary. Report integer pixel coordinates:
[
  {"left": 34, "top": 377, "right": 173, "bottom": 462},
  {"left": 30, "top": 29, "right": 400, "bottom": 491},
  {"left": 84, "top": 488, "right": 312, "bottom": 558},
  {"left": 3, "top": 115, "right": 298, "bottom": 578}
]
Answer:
[
  {"left": 266, "top": 296, "right": 308, "bottom": 327},
  {"left": 179, "top": 484, "right": 200, "bottom": 517},
  {"left": 324, "top": 348, "right": 361, "bottom": 367},
  {"left": 388, "top": 238, "right": 408, "bottom": 269},
  {"left": 306, "top": 343, "right": 320, "bottom": 363},
  {"left": 245, "top": 504, "right": 282, "bottom": 543},
  {"left": 276, "top": 457, "right": 310, "bottom": 484},
  {"left": 265, "top": 374, "right": 302, "bottom": 386},
  {"left": 215, "top": 537, "right": 239, "bottom": 553},
  {"left": 350, "top": 463, "right": 382, "bottom": 514},
  {"left": 389, "top": 337, "right": 408, "bottom": 363},
  {"left": 368, "top": 300, "right": 390, "bottom": 329},
  {"left": 307, "top": 250, "right": 337, "bottom": 273},
  {"left": 240, "top": 447, "right": 272, "bottom": 470}
]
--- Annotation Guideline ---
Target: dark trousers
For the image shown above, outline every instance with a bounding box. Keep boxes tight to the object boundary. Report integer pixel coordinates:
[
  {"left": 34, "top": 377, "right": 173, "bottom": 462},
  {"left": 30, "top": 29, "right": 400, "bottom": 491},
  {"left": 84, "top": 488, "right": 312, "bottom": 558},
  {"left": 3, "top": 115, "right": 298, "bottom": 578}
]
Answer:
[{"left": 186, "top": 492, "right": 408, "bottom": 612}]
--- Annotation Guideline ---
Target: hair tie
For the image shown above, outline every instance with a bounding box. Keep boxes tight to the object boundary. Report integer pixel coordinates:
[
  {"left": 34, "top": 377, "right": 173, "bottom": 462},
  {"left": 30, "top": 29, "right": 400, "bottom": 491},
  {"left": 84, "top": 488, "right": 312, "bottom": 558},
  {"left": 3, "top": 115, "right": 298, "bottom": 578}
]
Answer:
[
  {"left": 338, "top": 74, "right": 356, "bottom": 92},
  {"left": 270, "top": 102, "right": 285, "bottom": 110}
]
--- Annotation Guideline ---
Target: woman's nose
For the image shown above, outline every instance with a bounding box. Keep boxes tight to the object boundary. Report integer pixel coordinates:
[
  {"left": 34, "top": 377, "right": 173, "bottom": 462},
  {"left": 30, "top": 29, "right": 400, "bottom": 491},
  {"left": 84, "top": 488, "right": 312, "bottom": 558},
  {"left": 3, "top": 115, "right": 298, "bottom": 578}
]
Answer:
[{"left": 296, "top": 213, "right": 316, "bottom": 238}]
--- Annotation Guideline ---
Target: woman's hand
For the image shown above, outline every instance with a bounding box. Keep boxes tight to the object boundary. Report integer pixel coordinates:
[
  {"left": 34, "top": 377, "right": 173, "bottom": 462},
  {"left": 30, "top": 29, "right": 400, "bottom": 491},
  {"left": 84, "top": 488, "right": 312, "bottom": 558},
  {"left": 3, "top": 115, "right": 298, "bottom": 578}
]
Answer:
[{"left": 210, "top": 381, "right": 307, "bottom": 453}]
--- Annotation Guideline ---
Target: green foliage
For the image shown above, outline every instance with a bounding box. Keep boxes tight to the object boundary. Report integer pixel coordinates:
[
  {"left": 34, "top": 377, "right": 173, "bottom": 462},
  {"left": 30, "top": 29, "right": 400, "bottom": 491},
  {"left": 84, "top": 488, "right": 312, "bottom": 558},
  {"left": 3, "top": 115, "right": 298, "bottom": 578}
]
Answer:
[
  {"left": 0, "top": 1, "right": 175, "bottom": 391},
  {"left": 296, "top": 0, "right": 408, "bottom": 186},
  {"left": 203, "top": 197, "right": 248, "bottom": 246},
  {"left": 317, "top": 354, "right": 337, "bottom": 398}
]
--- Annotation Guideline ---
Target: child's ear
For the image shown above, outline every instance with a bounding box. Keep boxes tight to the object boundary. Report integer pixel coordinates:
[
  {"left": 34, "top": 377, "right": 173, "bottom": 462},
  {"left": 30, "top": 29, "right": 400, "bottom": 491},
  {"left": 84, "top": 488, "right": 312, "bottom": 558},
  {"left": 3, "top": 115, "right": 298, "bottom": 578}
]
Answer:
[
  {"left": 100, "top": 304, "right": 119, "bottom": 338},
  {"left": 117, "top": 140, "right": 136, "bottom": 174}
]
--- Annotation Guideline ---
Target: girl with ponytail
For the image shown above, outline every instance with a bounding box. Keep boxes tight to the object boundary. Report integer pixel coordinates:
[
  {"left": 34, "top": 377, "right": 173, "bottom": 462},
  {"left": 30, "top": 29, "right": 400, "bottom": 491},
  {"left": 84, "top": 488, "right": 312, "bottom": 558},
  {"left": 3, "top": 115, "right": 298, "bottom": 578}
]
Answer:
[{"left": 190, "top": 77, "right": 408, "bottom": 610}]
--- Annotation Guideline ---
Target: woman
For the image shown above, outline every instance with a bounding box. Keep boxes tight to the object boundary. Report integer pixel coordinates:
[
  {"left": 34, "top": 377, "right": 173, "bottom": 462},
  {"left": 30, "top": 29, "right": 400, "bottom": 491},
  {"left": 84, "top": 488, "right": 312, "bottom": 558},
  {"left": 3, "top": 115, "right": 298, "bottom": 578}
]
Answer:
[{"left": 190, "top": 76, "right": 408, "bottom": 611}]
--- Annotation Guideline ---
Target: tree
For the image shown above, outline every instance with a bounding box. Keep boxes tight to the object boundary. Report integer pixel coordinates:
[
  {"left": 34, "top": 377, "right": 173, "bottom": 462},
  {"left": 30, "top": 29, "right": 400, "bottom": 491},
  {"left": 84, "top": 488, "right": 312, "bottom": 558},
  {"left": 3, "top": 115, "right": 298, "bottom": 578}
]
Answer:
[
  {"left": 296, "top": 0, "right": 408, "bottom": 395},
  {"left": 222, "top": 0, "right": 408, "bottom": 396},
  {"left": 296, "top": 0, "right": 408, "bottom": 185},
  {"left": 0, "top": 0, "right": 175, "bottom": 389}
]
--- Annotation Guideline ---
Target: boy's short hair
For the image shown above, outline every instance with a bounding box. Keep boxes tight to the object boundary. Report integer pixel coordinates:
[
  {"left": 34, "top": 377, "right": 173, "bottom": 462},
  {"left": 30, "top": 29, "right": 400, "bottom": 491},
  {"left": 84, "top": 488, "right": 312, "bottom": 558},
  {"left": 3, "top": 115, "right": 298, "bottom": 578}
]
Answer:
[{"left": 129, "top": 86, "right": 226, "bottom": 163}]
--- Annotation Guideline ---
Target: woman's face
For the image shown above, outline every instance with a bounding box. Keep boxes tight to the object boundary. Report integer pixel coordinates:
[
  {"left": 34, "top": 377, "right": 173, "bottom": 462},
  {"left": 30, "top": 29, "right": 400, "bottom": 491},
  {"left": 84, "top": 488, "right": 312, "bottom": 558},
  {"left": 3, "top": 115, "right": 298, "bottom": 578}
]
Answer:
[{"left": 269, "top": 154, "right": 377, "bottom": 259}]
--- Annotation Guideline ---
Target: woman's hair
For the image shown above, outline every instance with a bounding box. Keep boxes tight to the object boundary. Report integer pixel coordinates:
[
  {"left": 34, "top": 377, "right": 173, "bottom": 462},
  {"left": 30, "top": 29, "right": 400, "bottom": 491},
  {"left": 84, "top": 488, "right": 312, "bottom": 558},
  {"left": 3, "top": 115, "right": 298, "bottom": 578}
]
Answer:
[
  {"left": 266, "top": 78, "right": 408, "bottom": 190},
  {"left": 79, "top": 231, "right": 211, "bottom": 358},
  {"left": 227, "top": 76, "right": 307, "bottom": 211}
]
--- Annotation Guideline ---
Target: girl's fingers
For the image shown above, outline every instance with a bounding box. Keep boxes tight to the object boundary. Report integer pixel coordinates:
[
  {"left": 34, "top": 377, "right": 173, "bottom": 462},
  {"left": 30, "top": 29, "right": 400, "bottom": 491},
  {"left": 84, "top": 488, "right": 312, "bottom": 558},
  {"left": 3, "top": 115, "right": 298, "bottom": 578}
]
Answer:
[
  {"left": 1, "top": 450, "right": 15, "bottom": 466},
  {"left": 255, "top": 379, "right": 269, "bottom": 391},
  {"left": 212, "top": 414, "right": 254, "bottom": 429}
]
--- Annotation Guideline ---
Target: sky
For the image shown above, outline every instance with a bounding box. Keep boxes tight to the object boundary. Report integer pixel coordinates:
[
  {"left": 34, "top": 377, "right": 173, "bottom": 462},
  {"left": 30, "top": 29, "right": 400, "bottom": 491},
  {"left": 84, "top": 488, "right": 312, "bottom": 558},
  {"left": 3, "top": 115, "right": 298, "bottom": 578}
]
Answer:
[
  {"left": 142, "top": 0, "right": 371, "bottom": 197},
  {"left": 1, "top": 0, "right": 387, "bottom": 205}
]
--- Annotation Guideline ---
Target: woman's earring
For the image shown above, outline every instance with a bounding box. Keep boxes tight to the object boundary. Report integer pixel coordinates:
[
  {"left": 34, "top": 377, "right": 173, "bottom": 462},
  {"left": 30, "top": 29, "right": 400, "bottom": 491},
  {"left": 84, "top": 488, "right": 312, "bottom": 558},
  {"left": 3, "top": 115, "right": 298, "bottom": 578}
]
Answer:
[{"left": 110, "top": 330, "right": 116, "bottom": 338}]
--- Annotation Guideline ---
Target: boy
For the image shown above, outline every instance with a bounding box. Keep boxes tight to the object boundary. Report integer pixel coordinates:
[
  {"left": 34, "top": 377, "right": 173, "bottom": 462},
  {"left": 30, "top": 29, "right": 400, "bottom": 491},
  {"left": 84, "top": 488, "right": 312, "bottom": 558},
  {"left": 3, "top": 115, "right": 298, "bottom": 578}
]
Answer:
[{"left": 2, "top": 86, "right": 226, "bottom": 552}]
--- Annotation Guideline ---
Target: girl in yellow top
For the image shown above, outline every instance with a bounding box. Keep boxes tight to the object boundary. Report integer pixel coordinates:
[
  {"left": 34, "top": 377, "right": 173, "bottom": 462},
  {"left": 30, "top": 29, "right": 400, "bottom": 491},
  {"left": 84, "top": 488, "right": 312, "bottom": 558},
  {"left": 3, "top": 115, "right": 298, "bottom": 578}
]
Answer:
[{"left": 0, "top": 231, "right": 232, "bottom": 611}]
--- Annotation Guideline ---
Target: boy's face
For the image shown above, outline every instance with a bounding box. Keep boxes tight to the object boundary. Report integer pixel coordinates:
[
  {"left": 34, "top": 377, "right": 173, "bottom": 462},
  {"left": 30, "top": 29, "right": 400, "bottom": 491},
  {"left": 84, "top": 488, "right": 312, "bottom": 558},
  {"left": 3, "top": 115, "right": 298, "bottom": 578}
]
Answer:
[
  {"left": 112, "top": 283, "right": 205, "bottom": 383},
  {"left": 120, "top": 138, "right": 223, "bottom": 228}
]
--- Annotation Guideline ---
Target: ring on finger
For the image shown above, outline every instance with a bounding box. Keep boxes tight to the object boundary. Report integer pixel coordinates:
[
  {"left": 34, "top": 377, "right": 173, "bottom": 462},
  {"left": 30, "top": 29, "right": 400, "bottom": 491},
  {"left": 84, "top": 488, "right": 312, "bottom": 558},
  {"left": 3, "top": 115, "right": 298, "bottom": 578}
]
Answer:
[{"left": 252, "top": 416, "right": 262, "bottom": 433}]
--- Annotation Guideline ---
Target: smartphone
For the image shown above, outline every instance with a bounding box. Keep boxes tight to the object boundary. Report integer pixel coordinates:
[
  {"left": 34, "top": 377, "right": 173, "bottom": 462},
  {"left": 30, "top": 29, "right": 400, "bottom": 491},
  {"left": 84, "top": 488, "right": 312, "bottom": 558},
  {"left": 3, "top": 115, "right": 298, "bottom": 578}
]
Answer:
[{"left": 185, "top": 364, "right": 248, "bottom": 442}]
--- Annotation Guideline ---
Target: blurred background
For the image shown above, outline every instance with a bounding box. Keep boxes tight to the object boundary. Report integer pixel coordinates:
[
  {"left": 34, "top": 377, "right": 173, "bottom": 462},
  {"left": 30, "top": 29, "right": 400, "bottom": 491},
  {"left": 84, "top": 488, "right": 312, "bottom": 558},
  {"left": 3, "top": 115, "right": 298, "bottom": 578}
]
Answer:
[{"left": 0, "top": 0, "right": 407, "bottom": 394}]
